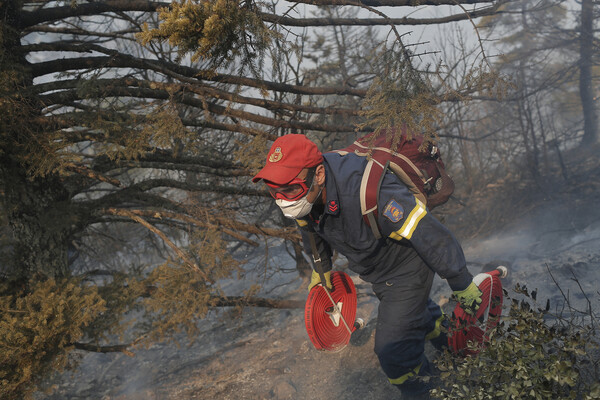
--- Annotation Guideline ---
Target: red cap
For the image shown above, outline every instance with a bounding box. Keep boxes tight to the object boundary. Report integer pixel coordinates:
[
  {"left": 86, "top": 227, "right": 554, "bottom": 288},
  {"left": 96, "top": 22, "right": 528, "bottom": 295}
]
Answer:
[{"left": 252, "top": 134, "right": 323, "bottom": 185}]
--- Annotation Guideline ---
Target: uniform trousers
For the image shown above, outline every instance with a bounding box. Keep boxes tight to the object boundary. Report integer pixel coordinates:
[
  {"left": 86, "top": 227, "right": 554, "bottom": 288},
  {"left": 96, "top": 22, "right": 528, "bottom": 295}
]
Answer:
[{"left": 372, "top": 257, "right": 446, "bottom": 397}]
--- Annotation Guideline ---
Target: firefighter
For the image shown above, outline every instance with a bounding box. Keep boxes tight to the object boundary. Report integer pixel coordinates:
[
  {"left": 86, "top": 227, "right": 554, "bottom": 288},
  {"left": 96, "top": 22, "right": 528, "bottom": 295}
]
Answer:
[{"left": 252, "top": 134, "right": 482, "bottom": 398}]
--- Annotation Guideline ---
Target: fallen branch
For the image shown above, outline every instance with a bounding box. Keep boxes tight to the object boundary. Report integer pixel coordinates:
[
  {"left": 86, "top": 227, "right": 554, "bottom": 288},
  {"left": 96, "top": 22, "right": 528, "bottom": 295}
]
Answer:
[
  {"left": 211, "top": 295, "right": 305, "bottom": 309},
  {"left": 73, "top": 342, "right": 135, "bottom": 357},
  {"left": 105, "top": 208, "right": 212, "bottom": 283}
]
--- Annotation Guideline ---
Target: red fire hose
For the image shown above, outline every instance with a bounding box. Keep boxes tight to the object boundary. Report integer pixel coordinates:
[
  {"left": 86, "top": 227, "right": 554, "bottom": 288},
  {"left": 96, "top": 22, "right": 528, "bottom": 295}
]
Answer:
[
  {"left": 448, "top": 266, "right": 507, "bottom": 355},
  {"left": 304, "top": 271, "right": 360, "bottom": 352},
  {"left": 305, "top": 267, "right": 506, "bottom": 354}
]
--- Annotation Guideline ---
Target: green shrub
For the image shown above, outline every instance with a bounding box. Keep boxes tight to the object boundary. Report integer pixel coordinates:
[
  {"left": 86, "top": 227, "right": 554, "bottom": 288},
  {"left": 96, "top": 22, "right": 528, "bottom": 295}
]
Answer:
[
  {"left": 0, "top": 278, "right": 106, "bottom": 400},
  {"left": 432, "top": 286, "right": 600, "bottom": 400}
]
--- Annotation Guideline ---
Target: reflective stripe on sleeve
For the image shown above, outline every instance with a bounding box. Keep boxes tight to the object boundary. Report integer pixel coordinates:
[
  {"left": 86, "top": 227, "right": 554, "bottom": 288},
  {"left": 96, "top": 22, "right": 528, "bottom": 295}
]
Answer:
[
  {"left": 425, "top": 314, "right": 444, "bottom": 341},
  {"left": 388, "top": 198, "right": 427, "bottom": 241},
  {"left": 388, "top": 362, "right": 422, "bottom": 385}
]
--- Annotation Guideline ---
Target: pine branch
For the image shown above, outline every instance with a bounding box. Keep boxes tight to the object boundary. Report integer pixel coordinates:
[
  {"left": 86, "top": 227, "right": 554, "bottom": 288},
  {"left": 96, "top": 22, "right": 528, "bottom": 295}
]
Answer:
[
  {"left": 117, "top": 179, "right": 266, "bottom": 198},
  {"left": 258, "top": 3, "right": 506, "bottom": 27},
  {"left": 87, "top": 189, "right": 188, "bottom": 215},
  {"left": 278, "top": 0, "right": 497, "bottom": 6},
  {"left": 49, "top": 109, "right": 276, "bottom": 141},
  {"left": 39, "top": 85, "right": 361, "bottom": 133},
  {"left": 29, "top": 54, "right": 367, "bottom": 97},
  {"left": 91, "top": 155, "right": 255, "bottom": 184},
  {"left": 110, "top": 209, "right": 260, "bottom": 246},
  {"left": 20, "top": 0, "right": 170, "bottom": 27},
  {"left": 64, "top": 163, "right": 122, "bottom": 187},
  {"left": 101, "top": 160, "right": 249, "bottom": 178},
  {"left": 100, "top": 208, "right": 301, "bottom": 243},
  {"left": 33, "top": 76, "right": 360, "bottom": 117},
  {"left": 211, "top": 216, "right": 302, "bottom": 243}
]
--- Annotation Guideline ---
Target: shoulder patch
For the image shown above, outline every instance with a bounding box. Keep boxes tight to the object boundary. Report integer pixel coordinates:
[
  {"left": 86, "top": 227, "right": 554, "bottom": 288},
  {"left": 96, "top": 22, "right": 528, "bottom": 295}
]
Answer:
[{"left": 383, "top": 199, "right": 404, "bottom": 223}]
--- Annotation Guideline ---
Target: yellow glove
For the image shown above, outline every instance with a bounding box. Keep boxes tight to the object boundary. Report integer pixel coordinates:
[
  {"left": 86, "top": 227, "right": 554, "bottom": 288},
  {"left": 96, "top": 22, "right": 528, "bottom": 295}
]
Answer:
[
  {"left": 308, "top": 270, "right": 332, "bottom": 291},
  {"left": 453, "top": 282, "right": 483, "bottom": 315}
]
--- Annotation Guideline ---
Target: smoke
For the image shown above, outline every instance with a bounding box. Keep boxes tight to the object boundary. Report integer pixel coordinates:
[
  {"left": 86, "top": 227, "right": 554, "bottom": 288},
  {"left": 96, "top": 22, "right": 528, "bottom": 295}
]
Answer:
[
  {"left": 463, "top": 231, "right": 537, "bottom": 263},
  {"left": 460, "top": 198, "right": 600, "bottom": 313}
]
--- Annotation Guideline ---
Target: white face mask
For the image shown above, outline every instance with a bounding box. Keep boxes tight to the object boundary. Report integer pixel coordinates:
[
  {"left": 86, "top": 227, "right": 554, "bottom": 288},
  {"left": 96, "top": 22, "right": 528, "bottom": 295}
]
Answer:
[{"left": 276, "top": 186, "right": 322, "bottom": 219}]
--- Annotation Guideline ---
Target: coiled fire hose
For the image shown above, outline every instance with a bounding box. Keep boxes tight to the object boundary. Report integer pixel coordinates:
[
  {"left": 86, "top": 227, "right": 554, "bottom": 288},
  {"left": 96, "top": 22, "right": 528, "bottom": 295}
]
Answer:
[
  {"left": 304, "top": 271, "right": 360, "bottom": 351},
  {"left": 448, "top": 266, "right": 508, "bottom": 355},
  {"left": 304, "top": 231, "right": 362, "bottom": 351}
]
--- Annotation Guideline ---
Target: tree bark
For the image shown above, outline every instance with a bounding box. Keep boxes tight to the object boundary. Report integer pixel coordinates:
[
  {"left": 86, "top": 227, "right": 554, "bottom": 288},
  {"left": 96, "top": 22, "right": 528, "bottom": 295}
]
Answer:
[
  {"left": 0, "top": 1, "right": 77, "bottom": 280},
  {"left": 1, "top": 163, "right": 74, "bottom": 280}
]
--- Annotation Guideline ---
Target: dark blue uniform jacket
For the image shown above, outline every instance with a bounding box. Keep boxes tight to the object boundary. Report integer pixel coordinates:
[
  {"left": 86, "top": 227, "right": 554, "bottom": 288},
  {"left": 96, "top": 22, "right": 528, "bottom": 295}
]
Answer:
[{"left": 297, "top": 152, "right": 472, "bottom": 291}]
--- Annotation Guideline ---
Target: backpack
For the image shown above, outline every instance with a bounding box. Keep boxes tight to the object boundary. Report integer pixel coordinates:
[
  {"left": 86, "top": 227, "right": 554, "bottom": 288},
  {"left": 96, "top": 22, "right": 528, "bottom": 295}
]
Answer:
[{"left": 330, "top": 126, "right": 455, "bottom": 239}]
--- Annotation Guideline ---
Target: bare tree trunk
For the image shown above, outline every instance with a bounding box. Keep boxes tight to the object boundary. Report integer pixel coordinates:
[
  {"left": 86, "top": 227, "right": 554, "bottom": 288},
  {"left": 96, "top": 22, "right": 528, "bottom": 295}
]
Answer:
[
  {"left": 455, "top": 104, "right": 475, "bottom": 191},
  {"left": 1, "top": 163, "right": 73, "bottom": 281},
  {"left": 524, "top": 99, "right": 541, "bottom": 180},
  {"left": 534, "top": 98, "right": 550, "bottom": 172},
  {"left": 579, "top": 0, "right": 598, "bottom": 146},
  {"left": 0, "top": 0, "right": 73, "bottom": 281},
  {"left": 515, "top": 6, "right": 540, "bottom": 180}
]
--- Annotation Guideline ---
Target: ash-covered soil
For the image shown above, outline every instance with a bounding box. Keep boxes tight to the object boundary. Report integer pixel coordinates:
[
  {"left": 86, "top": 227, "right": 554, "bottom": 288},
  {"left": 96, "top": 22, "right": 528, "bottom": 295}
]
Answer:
[{"left": 38, "top": 156, "right": 600, "bottom": 400}]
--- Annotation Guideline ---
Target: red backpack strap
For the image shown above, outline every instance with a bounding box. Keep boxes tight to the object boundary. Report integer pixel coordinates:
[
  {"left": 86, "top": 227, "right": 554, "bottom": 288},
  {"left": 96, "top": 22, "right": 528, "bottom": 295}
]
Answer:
[
  {"left": 331, "top": 142, "right": 383, "bottom": 237},
  {"left": 359, "top": 158, "right": 386, "bottom": 239}
]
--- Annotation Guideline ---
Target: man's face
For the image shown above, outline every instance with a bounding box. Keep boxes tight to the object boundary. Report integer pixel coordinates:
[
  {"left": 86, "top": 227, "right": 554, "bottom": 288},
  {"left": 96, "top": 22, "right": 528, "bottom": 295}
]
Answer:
[
  {"left": 296, "top": 165, "right": 325, "bottom": 204},
  {"left": 266, "top": 165, "right": 324, "bottom": 204}
]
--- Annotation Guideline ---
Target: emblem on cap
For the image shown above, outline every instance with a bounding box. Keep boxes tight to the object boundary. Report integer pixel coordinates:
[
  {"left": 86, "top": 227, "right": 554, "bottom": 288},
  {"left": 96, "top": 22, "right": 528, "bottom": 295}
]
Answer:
[
  {"left": 268, "top": 147, "right": 283, "bottom": 163},
  {"left": 383, "top": 199, "right": 404, "bottom": 223}
]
